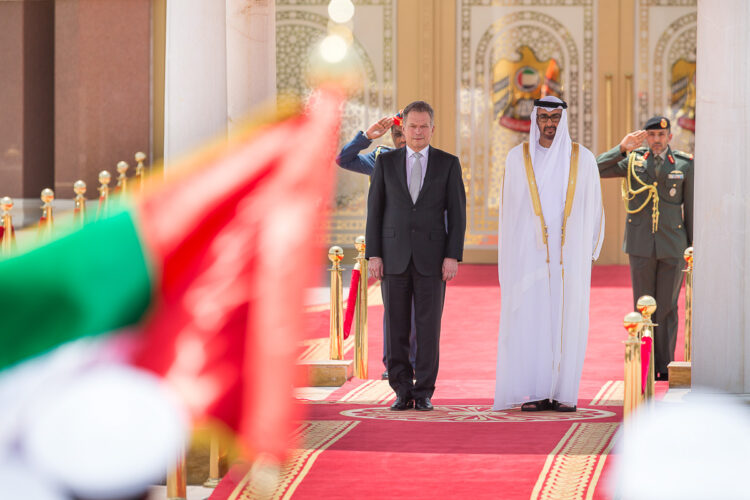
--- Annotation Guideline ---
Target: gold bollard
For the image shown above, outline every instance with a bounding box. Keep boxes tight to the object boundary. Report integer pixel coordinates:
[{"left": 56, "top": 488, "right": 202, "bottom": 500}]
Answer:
[
  {"left": 203, "top": 433, "right": 221, "bottom": 488},
  {"left": 683, "top": 247, "right": 693, "bottom": 362},
  {"left": 354, "top": 236, "right": 368, "bottom": 378},
  {"left": 73, "top": 180, "right": 87, "bottom": 228},
  {"left": 623, "top": 311, "right": 644, "bottom": 419},
  {"left": 97, "top": 170, "right": 111, "bottom": 220},
  {"left": 166, "top": 447, "right": 187, "bottom": 500},
  {"left": 135, "top": 151, "right": 147, "bottom": 194},
  {"left": 329, "top": 246, "right": 344, "bottom": 360},
  {"left": 1, "top": 196, "right": 14, "bottom": 257},
  {"left": 637, "top": 295, "right": 657, "bottom": 402},
  {"left": 39, "top": 188, "right": 54, "bottom": 240},
  {"left": 116, "top": 161, "right": 129, "bottom": 194}
]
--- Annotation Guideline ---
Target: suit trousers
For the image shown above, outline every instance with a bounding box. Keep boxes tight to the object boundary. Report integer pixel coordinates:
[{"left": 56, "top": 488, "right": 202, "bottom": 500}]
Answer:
[
  {"left": 382, "top": 259, "right": 445, "bottom": 399},
  {"left": 628, "top": 254, "right": 685, "bottom": 374},
  {"left": 381, "top": 297, "right": 417, "bottom": 370}
]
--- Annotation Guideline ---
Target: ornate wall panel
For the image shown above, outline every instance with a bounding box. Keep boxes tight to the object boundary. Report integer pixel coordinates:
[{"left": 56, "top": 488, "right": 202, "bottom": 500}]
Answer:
[
  {"left": 636, "top": 0, "right": 696, "bottom": 153},
  {"left": 457, "top": 0, "right": 595, "bottom": 248},
  {"left": 276, "top": 0, "right": 396, "bottom": 245}
]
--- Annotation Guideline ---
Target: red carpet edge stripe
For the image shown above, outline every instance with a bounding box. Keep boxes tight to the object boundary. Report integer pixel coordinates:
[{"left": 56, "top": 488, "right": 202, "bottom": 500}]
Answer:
[
  {"left": 224, "top": 421, "right": 360, "bottom": 500},
  {"left": 531, "top": 422, "right": 619, "bottom": 500}
]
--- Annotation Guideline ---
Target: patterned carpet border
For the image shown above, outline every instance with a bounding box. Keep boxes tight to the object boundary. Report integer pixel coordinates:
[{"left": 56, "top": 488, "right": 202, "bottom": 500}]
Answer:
[
  {"left": 226, "top": 420, "right": 359, "bottom": 500},
  {"left": 531, "top": 422, "right": 619, "bottom": 500}
]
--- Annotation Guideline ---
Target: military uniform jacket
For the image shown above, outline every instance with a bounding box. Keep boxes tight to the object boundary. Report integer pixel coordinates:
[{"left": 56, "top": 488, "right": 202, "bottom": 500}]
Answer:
[{"left": 597, "top": 145, "right": 693, "bottom": 259}]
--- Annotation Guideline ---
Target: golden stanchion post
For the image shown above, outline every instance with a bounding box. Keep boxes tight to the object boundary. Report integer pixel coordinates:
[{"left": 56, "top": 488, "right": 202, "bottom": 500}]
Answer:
[
  {"left": 73, "top": 180, "right": 87, "bottom": 228},
  {"left": 97, "top": 170, "right": 111, "bottom": 220},
  {"left": 203, "top": 434, "right": 221, "bottom": 488},
  {"left": 116, "top": 160, "right": 129, "bottom": 194},
  {"left": 39, "top": 188, "right": 55, "bottom": 239},
  {"left": 329, "top": 246, "right": 344, "bottom": 360},
  {"left": 683, "top": 247, "right": 694, "bottom": 362},
  {"left": 636, "top": 295, "right": 657, "bottom": 402},
  {"left": 135, "top": 151, "right": 147, "bottom": 194},
  {"left": 166, "top": 445, "right": 187, "bottom": 500},
  {"left": 1, "top": 196, "right": 14, "bottom": 257},
  {"left": 354, "top": 236, "right": 368, "bottom": 378},
  {"left": 623, "top": 311, "right": 644, "bottom": 419}
]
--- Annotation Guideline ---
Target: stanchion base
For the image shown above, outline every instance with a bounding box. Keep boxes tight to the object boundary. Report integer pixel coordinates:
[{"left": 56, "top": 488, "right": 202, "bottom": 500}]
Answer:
[
  {"left": 298, "top": 359, "right": 353, "bottom": 386},
  {"left": 203, "top": 478, "right": 221, "bottom": 488},
  {"left": 667, "top": 361, "right": 691, "bottom": 388}
]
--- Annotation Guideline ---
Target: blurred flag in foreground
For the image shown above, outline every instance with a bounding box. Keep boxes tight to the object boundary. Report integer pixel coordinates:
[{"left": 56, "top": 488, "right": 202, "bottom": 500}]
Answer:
[{"left": 0, "top": 87, "right": 343, "bottom": 498}]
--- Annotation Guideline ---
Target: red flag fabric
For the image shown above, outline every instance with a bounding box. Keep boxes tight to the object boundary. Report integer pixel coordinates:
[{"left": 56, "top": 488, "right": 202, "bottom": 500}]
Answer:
[
  {"left": 131, "top": 87, "right": 344, "bottom": 462},
  {"left": 343, "top": 266, "right": 360, "bottom": 339}
]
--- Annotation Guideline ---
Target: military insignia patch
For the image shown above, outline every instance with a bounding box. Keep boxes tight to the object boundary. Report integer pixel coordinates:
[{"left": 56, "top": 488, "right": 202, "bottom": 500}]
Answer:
[
  {"left": 635, "top": 165, "right": 647, "bottom": 173},
  {"left": 668, "top": 170, "right": 684, "bottom": 180},
  {"left": 669, "top": 187, "right": 677, "bottom": 197}
]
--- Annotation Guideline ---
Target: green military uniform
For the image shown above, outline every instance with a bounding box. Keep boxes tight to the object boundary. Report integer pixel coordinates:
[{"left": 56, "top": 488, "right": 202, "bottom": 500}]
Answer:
[{"left": 596, "top": 119, "right": 694, "bottom": 377}]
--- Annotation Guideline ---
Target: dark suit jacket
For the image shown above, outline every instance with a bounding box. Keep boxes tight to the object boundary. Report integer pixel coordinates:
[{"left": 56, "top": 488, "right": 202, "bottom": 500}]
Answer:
[
  {"left": 597, "top": 145, "right": 693, "bottom": 259},
  {"left": 365, "top": 146, "right": 466, "bottom": 276}
]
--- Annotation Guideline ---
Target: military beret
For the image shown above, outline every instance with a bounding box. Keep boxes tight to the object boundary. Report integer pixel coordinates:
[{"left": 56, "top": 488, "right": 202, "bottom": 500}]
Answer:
[{"left": 644, "top": 116, "right": 670, "bottom": 130}]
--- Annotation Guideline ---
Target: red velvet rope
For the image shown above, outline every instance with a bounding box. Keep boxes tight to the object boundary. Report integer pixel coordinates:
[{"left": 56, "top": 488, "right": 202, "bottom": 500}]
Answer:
[
  {"left": 641, "top": 336, "right": 652, "bottom": 394},
  {"left": 343, "top": 267, "right": 360, "bottom": 339}
]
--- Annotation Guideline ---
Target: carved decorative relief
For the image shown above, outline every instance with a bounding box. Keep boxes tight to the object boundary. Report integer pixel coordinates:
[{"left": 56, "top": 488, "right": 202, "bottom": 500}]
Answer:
[
  {"left": 636, "top": 0, "right": 697, "bottom": 153},
  {"left": 276, "top": 1, "right": 396, "bottom": 245},
  {"left": 458, "top": 1, "right": 594, "bottom": 247}
]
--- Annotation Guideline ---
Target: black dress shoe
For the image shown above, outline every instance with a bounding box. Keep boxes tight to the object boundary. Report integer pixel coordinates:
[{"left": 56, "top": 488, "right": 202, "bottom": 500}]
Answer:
[
  {"left": 390, "top": 396, "right": 413, "bottom": 411},
  {"left": 381, "top": 370, "right": 389, "bottom": 380},
  {"left": 414, "top": 397, "right": 433, "bottom": 411}
]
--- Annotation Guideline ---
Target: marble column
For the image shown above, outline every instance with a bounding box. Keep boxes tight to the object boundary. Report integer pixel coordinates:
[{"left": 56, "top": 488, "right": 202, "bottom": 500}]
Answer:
[
  {"left": 163, "top": 0, "right": 228, "bottom": 164},
  {"left": 163, "top": 0, "right": 276, "bottom": 163},
  {"left": 226, "top": 0, "right": 276, "bottom": 132},
  {"left": 692, "top": 0, "right": 750, "bottom": 393}
]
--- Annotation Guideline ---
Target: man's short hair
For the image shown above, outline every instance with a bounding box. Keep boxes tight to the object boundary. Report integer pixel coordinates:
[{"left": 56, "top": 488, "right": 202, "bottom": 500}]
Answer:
[{"left": 403, "top": 101, "right": 434, "bottom": 125}]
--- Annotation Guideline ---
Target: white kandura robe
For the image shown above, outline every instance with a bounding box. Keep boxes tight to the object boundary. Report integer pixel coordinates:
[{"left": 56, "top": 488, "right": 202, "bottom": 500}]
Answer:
[{"left": 493, "top": 141, "right": 604, "bottom": 409}]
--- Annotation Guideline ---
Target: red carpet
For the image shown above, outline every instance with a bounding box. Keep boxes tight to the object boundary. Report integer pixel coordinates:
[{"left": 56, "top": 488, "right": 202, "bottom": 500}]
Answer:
[{"left": 211, "top": 265, "right": 685, "bottom": 499}]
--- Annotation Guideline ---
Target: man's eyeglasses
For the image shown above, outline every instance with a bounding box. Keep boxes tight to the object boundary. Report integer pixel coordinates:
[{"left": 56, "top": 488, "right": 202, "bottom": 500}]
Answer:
[{"left": 537, "top": 114, "right": 562, "bottom": 124}]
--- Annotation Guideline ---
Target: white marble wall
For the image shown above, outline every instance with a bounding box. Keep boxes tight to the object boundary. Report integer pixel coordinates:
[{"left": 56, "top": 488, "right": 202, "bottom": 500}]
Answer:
[
  {"left": 164, "top": 0, "right": 276, "bottom": 163},
  {"left": 692, "top": 0, "right": 750, "bottom": 393}
]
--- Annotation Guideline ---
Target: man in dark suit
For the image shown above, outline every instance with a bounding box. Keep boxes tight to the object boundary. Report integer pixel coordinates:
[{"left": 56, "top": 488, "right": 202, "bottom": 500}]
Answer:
[
  {"left": 366, "top": 100, "right": 466, "bottom": 411},
  {"left": 335, "top": 114, "right": 416, "bottom": 380},
  {"left": 597, "top": 116, "right": 694, "bottom": 380}
]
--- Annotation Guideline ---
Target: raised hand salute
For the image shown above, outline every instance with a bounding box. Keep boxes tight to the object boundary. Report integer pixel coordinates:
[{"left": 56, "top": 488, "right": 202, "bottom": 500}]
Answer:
[
  {"left": 365, "top": 116, "right": 396, "bottom": 141},
  {"left": 619, "top": 129, "right": 648, "bottom": 154}
]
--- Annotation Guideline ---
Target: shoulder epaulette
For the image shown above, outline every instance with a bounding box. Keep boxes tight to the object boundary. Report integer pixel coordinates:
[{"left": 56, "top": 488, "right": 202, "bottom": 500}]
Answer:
[
  {"left": 632, "top": 147, "right": 648, "bottom": 156},
  {"left": 672, "top": 150, "right": 694, "bottom": 161}
]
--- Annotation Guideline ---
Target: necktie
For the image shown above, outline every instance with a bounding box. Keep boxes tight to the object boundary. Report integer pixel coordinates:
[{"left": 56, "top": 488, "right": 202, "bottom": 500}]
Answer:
[
  {"left": 654, "top": 154, "right": 663, "bottom": 177},
  {"left": 409, "top": 152, "right": 422, "bottom": 203}
]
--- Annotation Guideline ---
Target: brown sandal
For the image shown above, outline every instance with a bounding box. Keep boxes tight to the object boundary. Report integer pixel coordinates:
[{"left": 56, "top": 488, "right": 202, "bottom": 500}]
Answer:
[{"left": 521, "top": 399, "right": 552, "bottom": 412}]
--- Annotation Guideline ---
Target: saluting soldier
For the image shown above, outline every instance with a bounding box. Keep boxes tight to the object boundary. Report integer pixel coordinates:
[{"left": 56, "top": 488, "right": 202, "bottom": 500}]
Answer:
[{"left": 597, "top": 116, "right": 694, "bottom": 381}]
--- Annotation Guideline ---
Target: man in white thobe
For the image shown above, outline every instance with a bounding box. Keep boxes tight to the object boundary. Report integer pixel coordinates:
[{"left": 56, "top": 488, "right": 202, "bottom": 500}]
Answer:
[{"left": 493, "top": 96, "right": 604, "bottom": 412}]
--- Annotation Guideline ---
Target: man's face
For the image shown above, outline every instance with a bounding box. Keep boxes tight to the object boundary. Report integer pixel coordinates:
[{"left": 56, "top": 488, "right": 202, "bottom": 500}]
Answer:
[
  {"left": 536, "top": 109, "right": 563, "bottom": 142},
  {"left": 646, "top": 129, "right": 672, "bottom": 155},
  {"left": 390, "top": 126, "right": 406, "bottom": 148},
  {"left": 403, "top": 111, "right": 434, "bottom": 151}
]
